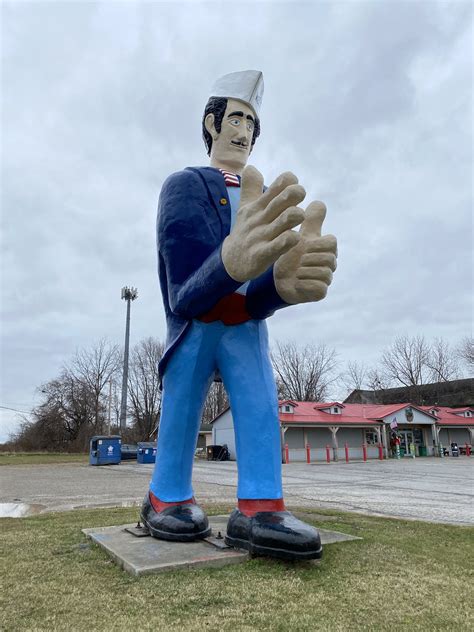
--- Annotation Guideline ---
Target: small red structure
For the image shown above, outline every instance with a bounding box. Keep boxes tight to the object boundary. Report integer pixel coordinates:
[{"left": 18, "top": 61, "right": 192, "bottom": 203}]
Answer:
[
  {"left": 362, "top": 443, "right": 367, "bottom": 462},
  {"left": 284, "top": 443, "right": 289, "bottom": 464},
  {"left": 344, "top": 443, "right": 349, "bottom": 463},
  {"left": 378, "top": 443, "right": 384, "bottom": 460},
  {"left": 326, "top": 445, "right": 331, "bottom": 463},
  {"left": 466, "top": 443, "right": 471, "bottom": 457},
  {"left": 306, "top": 444, "right": 311, "bottom": 464}
]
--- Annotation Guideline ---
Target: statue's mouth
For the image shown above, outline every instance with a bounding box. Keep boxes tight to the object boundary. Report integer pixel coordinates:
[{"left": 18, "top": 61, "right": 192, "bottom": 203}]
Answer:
[{"left": 231, "top": 140, "right": 248, "bottom": 149}]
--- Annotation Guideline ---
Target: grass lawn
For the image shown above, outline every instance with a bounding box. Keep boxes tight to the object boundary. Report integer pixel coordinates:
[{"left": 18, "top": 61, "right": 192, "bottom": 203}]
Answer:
[
  {"left": 1, "top": 506, "right": 473, "bottom": 631},
  {"left": 0, "top": 452, "right": 88, "bottom": 466}
]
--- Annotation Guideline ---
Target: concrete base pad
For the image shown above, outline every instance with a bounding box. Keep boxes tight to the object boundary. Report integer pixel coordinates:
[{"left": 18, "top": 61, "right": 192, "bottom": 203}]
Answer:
[{"left": 82, "top": 515, "right": 361, "bottom": 576}]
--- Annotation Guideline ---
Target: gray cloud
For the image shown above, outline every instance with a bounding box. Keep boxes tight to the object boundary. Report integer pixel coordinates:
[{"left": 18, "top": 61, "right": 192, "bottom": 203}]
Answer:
[{"left": 1, "top": 1, "right": 472, "bottom": 440}]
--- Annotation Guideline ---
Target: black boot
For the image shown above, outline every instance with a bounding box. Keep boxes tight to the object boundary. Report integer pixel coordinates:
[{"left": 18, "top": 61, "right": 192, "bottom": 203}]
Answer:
[
  {"left": 225, "top": 509, "right": 322, "bottom": 560},
  {"left": 140, "top": 494, "right": 211, "bottom": 542}
]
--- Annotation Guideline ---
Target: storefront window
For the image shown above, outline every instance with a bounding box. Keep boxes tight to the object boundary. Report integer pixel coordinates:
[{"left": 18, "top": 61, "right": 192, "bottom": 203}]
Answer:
[{"left": 365, "top": 431, "right": 378, "bottom": 445}]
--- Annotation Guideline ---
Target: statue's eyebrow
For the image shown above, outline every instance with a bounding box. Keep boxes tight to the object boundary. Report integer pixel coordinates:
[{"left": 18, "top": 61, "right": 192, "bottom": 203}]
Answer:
[{"left": 227, "top": 111, "right": 255, "bottom": 124}]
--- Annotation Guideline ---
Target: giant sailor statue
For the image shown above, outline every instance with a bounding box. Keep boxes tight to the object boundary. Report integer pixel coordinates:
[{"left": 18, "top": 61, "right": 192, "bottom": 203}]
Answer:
[{"left": 140, "top": 70, "right": 338, "bottom": 560}]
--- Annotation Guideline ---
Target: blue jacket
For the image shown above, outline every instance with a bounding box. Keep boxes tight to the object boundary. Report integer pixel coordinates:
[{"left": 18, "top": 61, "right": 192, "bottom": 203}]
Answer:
[{"left": 157, "top": 166, "right": 288, "bottom": 379}]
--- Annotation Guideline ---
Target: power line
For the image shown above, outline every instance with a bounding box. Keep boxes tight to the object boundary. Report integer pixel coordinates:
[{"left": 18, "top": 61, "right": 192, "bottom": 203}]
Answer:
[{"left": 0, "top": 405, "right": 32, "bottom": 415}]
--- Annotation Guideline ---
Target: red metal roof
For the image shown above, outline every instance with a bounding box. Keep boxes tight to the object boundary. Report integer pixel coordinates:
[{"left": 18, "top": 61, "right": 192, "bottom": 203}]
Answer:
[
  {"left": 313, "top": 402, "right": 346, "bottom": 410},
  {"left": 210, "top": 402, "right": 474, "bottom": 426},
  {"left": 277, "top": 401, "right": 474, "bottom": 426},
  {"left": 280, "top": 401, "right": 379, "bottom": 425},
  {"left": 434, "top": 409, "right": 474, "bottom": 426},
  {"left": 419, "top": 405, "right": 474, "bottom": 425}
]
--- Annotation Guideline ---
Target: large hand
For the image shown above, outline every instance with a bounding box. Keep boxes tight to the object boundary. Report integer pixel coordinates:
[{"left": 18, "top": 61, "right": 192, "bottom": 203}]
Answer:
[
  {"left": 222, "top": 165, "right": 306, "bottom": 282},
  {"left": 274, "top": 201, "right": 337, "bottom": 304}
]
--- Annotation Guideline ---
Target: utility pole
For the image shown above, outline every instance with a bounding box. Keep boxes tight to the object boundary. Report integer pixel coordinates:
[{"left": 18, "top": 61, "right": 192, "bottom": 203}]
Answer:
[
  {"left": 107, "top": 378, "right": 113, "bottom": 435},
  {"left": 119, "top": 286, "right": 138, "bottom": 433}
]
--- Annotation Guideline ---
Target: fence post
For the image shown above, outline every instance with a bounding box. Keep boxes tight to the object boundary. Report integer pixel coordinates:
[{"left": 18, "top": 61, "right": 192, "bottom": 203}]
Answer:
[
  {"left": 306, "top": 444, "right": 311, "bottom": 464},
  {"left": 326, "top": 445, "right": 331, "bottom": 463},
  {"left": 362, "top": 443, "right": 367, "bottom": 462},
  {"left": 345, "top": 442, "right": 349, "bottom": 463},
  {"left": 284, "top": 443, "right": 289, "bottom": 464}
]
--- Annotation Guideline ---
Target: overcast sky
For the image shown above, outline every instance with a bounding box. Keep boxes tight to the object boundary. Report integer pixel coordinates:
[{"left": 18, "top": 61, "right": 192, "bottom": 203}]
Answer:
[{"left": 1, "top": 0, "right": 472, "bottom": 442}]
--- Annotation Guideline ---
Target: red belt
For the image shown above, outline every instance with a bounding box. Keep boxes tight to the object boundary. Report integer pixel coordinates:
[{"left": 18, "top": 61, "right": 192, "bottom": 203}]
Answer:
[{"left": 198, "top": 292, "right": 251, "bottom": 325}]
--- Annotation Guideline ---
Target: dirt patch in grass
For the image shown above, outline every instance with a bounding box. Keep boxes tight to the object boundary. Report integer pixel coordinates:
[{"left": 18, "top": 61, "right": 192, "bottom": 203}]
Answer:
[
  {"left": 1, "top": 505, "right": 473, "bottom": 631},
  {"left": 0, "top": 452, "right": 88, "bottom": 466}
]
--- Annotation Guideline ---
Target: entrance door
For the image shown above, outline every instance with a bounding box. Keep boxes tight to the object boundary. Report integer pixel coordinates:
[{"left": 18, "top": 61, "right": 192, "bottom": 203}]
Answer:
[{"left": 400, "top": 430, "right": 414, "bottom": 455}]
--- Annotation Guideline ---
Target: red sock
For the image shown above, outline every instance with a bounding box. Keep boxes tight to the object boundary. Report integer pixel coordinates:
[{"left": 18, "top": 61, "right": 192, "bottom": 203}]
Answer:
[
  {"left": 238, "top": 499, "right": 285, "bottom": 517},
  {"left": 149, "top": 491, "right": 195, "bottom": 513}
]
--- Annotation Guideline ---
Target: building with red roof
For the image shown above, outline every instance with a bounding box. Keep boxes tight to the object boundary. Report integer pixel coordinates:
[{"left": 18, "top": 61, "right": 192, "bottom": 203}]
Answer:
[{"left": 210, "top": 401, "right": 474, "bottom": 462}]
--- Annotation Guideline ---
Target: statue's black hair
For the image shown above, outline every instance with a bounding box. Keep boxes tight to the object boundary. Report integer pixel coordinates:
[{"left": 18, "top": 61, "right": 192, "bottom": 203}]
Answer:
[{"left": 202, "top": 96, "right": 261, "bottom": 156}]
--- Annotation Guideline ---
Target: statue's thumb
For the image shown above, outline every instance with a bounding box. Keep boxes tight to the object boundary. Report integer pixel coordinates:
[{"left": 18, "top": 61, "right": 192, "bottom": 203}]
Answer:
[
  {"left": 301, "top": 201, "right": 326, "bottom": 238},
  {"left": 240, "top": 165, "right": 264, "bottom": 207}
]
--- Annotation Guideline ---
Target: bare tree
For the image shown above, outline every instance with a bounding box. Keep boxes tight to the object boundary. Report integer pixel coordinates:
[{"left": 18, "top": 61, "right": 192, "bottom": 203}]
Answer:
[
  {"left": 426, "top": 338, "right": 459, "bottom": 382},
  {"left": 381, "top": 335, "right": 431, "bottom": 387},
  {"left": 70, "top": 338, "right": 121, "bottom": 430},
  {"left": 202, "top": 381, "right": 229, "bottom": 424},
  {"left": 365, "top": 367, "right": 393, "bottom": 392},
  {"left": 342, "top": 360, "right": 367, "bottom": 393},
  {"left": 10, "top": 340, "right": 121, "bottom": 452},
  {"left": 456, "top": 336, "right": 474, "bottom": 372},
  {"left": 271, "top": 341, "right": 339, "bottom": 402},
  {"left": 127, "top": 338, "right": 163, "bottom": 439},
  {"left": 51, "top": 372, "right": 96, "bottom": 440},
  {"left": 13, "top": 370, "right": 98, "bottom": 451}
]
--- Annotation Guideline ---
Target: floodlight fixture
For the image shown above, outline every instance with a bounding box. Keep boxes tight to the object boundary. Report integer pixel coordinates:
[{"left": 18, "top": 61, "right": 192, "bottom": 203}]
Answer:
[{"left": 121, "top": 286, "right": 138, "bottom": 301}]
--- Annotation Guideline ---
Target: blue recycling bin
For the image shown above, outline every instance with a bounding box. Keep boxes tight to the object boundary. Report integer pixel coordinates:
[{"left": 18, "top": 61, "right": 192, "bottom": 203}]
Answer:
[
  {"left": 137, "top": 442, "right": 157, "bottom": 464},
  {"left": 89, "top": 435, "right": 122, "bottom": 465}
]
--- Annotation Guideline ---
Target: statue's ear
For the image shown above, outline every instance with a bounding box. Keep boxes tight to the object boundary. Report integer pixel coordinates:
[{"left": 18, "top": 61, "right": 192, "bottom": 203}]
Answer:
[{"left": 205, "top": 113, "right": 218, "bottom": 140}]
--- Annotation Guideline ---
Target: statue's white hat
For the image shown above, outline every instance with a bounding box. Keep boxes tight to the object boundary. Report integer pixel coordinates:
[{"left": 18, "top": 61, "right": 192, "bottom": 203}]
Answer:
[{"left": 210, "top": 70, "right": 264, "bottom": 117}]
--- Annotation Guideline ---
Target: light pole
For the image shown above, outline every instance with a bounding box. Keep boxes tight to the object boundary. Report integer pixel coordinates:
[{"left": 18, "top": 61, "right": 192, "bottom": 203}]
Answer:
[
  {"left": 119, "top": 286, "right": 138, "bottom": 433},
  {"left": 107, "top": 378, "right": 113, "bottom": 435}
]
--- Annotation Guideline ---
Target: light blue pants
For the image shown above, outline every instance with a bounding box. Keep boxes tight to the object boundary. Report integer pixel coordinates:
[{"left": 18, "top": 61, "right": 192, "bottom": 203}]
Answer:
[{"left": 149, "top": 319, "right": 283, "bottom": 501}]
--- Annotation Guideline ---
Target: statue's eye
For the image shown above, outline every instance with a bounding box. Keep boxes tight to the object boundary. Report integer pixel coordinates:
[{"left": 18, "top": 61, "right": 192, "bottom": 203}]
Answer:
[
  {"left": 247, "top": 121, "right": 254, "bottom": 132},
  {"left": 230, "top": 119, "right": 240, "bottom": 126}
]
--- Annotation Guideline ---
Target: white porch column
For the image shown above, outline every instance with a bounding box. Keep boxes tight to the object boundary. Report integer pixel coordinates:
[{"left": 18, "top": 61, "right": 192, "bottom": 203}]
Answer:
[
  {"left": 375, "top": 426, "right": 382, "bottom": 443},
  {"left": 468, "top": 428, "right": 474, "bottom": 446},
  {"left": 431, "top": 424, "right": 439, "bottom": 456},
  {"left": 329, "top": 426, "right": 339, "bottom": 461},
  {"left": 381, "top": 424, "right": 389, "bottom": 459},
  {"left": 281, "top": 426, "right": 288, "bottom": 463}
]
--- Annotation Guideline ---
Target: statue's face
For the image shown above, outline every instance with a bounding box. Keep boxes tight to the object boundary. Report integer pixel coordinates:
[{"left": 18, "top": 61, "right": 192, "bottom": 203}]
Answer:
[{"left": 206, "top": 98, "right": 256, "bottom": 173}]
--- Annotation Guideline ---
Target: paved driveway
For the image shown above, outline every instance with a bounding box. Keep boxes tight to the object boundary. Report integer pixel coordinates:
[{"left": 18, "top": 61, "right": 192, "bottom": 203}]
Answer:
[{"left": 1, "top": 458, "right": 473, "bottom": 525}]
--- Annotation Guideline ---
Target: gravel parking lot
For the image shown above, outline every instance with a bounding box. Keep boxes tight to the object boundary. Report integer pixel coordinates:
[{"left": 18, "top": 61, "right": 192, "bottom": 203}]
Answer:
[{"left": 1, "top": 457, "right": 473, "bottom": 525}]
